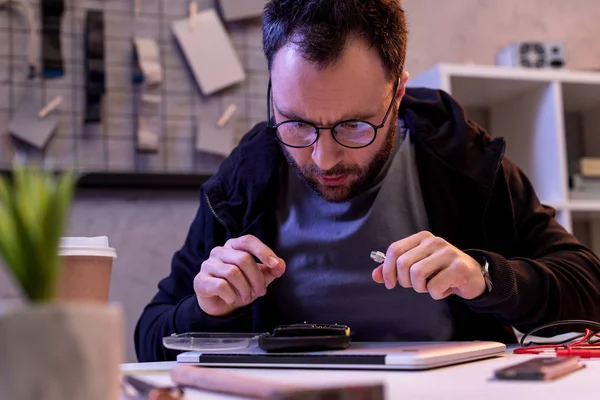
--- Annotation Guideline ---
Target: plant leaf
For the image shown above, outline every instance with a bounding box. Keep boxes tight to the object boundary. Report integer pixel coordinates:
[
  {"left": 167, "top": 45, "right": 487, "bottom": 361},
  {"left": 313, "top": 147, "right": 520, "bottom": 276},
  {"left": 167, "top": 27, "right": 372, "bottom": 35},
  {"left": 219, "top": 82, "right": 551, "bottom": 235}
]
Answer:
[
  {"left": 0, "top": 167, "right": 77, "bottom": 302},
  {"left": 0, "top": 195, "right": 21, "bottom": 282}
]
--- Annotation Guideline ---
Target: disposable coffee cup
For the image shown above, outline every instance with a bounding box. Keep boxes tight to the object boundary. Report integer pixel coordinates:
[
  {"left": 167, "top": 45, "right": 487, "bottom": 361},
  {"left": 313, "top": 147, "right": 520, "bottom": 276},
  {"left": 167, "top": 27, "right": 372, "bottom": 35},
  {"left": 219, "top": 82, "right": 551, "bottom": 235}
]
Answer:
[{"left": 57, "top": 236, "right": 117, "bottom": 303}]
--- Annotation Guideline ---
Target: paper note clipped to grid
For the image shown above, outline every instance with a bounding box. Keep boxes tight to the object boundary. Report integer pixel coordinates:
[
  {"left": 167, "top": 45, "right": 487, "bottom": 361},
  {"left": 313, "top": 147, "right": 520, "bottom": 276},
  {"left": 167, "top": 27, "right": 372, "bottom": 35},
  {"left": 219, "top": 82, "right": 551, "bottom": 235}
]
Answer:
[
  {"left": 171, "top": 8, "right": 246, "bottom": 96},
  {"left": 218, "top": 0, "right": 267, "bottom": 22}
]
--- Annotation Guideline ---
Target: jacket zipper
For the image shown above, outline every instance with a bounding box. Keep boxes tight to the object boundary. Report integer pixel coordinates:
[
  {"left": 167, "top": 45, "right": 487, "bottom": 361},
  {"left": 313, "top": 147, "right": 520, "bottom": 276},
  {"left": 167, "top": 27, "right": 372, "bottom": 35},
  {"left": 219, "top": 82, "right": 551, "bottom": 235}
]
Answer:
[{"left": 205, "top": 193, "right": 228, "bottom": 231}]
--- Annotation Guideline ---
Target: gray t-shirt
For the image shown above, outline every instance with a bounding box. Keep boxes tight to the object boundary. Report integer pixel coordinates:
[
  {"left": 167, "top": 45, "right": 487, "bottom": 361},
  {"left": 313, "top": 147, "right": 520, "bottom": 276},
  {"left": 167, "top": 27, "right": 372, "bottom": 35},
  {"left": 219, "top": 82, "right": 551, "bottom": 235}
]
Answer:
[{"left": 271, "top": 121, "right": 454, "bottom": 341}]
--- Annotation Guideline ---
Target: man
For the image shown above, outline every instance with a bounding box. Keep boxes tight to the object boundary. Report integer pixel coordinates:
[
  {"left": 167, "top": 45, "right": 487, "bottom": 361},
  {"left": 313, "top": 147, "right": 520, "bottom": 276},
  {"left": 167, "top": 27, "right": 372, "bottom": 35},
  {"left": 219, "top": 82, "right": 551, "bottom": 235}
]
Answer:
[{"left": 135, "top": 0, "right": 600, "bottom": 362}]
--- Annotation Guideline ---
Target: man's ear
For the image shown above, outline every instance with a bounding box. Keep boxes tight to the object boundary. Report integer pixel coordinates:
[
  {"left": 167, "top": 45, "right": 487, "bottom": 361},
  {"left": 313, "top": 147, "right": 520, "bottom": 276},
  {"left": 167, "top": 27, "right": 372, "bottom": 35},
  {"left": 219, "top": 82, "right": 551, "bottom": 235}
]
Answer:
[{"left": 396, "top": 71, "right": 410, "bottom": 101}]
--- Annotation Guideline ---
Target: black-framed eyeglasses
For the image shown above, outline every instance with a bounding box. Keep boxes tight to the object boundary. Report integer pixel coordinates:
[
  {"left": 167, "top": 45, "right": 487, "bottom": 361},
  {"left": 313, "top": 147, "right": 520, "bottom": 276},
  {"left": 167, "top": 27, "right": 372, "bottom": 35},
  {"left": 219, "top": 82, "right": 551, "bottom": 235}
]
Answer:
[{"left": 266, "top": 78, "right": 399, "bottom": 149}]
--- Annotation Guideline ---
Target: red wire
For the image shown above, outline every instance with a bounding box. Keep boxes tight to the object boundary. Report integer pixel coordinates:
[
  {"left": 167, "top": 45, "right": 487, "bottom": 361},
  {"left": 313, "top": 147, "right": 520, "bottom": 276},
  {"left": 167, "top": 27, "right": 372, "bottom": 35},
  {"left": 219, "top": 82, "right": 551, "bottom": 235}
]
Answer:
[{"left": 513, "top": 329, "right": 598, "bottom": 354}]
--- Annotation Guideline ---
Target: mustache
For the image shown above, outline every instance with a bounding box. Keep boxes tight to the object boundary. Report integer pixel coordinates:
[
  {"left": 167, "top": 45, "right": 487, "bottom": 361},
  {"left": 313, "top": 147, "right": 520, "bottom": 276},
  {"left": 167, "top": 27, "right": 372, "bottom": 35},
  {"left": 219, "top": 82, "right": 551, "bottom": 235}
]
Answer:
[{"left": 300, "top": 163, "right": 362, "bottom": 177}]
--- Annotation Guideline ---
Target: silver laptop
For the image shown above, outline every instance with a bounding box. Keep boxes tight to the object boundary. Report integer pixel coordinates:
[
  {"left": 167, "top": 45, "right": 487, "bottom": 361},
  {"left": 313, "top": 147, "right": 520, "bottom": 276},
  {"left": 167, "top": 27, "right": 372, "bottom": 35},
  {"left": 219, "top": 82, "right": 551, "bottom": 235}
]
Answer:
[{"left": 176, "top": 341, "right": 506, "bottom": 370}]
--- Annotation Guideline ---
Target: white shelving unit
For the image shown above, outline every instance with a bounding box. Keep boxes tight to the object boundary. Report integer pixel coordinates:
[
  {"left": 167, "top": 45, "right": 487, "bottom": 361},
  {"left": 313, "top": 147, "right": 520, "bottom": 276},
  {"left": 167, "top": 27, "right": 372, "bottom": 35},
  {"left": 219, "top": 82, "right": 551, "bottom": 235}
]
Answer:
[{"left": 408, "top": 63, "right": 600, "bottom": 253}]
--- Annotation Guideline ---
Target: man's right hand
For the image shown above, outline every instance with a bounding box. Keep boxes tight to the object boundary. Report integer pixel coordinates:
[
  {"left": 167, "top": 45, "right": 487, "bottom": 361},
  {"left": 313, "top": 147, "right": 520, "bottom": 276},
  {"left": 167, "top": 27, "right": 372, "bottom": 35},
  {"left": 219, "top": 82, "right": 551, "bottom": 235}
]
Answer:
[{"left": 194, "top": 235, "right": 286, "bottom": 317}]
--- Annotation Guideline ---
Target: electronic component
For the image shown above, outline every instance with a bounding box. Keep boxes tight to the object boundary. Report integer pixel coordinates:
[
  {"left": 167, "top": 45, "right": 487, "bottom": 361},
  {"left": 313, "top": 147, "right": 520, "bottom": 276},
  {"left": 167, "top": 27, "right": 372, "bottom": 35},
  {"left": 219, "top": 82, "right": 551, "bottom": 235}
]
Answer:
[
  {"left": 496, "top": 42, "right": 566, "bottom": 69},
  {"left": 370, "top": 251, "right": 386, "bottom": 263},
  {"left": 258, "top": 323, "right": 352, "bottom": 353},
  {"left": 494, "top": 356, "right": 584, "bottom": 381}
]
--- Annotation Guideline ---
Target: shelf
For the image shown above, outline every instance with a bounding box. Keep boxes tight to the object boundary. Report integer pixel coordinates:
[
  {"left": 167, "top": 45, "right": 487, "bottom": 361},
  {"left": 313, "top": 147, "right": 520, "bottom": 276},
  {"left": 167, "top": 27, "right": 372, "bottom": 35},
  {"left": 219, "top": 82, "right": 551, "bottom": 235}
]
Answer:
[
  {"left": 571, "top": 211, "right": 600, "bottom": 255},
  {"left": 561, "top": 81, "right": 600, "bottom": 112},
  {"left": 409, "top": 63, "right": 600, "bottom": 237},
  {"left": 562, "top": 79, "right": 600, "bottom": 185},
  {"left": 410, "top": 63, "right": 600, "bottom": 88},
  {"left": 409, "top": 63, "right": 569, "bottom": 206},
  {"left": 449, "top": 76, "right": 546, "bottom": 109},
  {"left": 564, "top": 200, "right": 600, "bottom": 212}
]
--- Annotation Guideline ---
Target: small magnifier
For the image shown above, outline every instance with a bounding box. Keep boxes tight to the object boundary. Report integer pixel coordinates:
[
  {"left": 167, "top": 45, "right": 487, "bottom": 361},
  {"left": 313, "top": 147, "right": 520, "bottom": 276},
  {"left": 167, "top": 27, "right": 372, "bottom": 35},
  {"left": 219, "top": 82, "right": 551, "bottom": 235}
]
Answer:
[{"left": 163, "top": 332, "right": 261, "bottom": 352}]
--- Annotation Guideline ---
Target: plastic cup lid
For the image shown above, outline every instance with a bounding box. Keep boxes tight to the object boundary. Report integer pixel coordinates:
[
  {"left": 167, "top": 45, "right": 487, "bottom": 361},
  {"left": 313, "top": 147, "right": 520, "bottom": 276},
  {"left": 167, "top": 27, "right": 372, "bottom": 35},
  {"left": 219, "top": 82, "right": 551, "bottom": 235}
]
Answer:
[{"left": 58, "top": 236, "right": 117, "bottom": 258}]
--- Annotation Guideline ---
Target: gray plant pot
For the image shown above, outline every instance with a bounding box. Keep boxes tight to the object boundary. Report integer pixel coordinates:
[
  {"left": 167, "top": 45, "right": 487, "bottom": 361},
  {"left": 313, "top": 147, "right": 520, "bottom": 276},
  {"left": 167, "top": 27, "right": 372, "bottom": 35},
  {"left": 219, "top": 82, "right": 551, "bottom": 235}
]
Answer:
[{"left": 0, "top": 303, "right": 124, "bottom": 400}]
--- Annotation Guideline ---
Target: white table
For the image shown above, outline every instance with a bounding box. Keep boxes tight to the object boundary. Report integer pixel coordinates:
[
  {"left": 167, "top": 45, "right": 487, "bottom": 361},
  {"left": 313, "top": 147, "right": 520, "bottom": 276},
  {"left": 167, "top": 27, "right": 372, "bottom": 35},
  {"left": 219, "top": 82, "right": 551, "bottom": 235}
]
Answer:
[{"left": 121, "top": 350, "right": 598, "bottom": 399}]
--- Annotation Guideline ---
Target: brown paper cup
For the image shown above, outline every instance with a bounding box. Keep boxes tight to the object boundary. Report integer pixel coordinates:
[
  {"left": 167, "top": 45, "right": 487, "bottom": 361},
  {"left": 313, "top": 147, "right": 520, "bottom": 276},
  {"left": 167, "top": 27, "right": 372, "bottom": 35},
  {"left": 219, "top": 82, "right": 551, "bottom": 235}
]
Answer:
[{"left": 57, "top": 237, "right": 117, "bottom": 303}]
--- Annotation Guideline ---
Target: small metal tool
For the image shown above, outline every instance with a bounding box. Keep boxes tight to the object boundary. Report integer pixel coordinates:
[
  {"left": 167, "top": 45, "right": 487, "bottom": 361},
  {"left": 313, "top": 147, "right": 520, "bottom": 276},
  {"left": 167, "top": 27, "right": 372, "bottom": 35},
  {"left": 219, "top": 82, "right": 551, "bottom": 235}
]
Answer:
[{"left": 370, "top": 251, "right": 386, "bottom": 263}]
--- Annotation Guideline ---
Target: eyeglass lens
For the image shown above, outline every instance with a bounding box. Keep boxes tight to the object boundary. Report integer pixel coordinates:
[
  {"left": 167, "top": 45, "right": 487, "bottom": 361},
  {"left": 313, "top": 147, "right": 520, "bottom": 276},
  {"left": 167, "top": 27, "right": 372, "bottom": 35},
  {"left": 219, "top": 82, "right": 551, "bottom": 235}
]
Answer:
[{"left": 276, "top": 120, "right": 376, "bottom": 148}]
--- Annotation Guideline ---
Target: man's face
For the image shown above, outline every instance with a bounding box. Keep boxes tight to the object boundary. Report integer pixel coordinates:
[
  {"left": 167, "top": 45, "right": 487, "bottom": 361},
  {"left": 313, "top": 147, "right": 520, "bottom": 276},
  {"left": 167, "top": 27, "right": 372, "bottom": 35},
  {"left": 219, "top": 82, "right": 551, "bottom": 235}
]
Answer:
[{"left": 270, "top": 37, "right": 408, "bottom": 202}]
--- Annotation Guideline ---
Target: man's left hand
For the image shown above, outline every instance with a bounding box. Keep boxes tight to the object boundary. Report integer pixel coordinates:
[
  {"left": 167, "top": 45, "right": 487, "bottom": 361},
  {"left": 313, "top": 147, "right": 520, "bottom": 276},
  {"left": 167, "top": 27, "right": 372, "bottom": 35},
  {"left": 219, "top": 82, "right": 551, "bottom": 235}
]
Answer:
[{"left": 372, "top": 231, "right": 486, "bottom": 300}]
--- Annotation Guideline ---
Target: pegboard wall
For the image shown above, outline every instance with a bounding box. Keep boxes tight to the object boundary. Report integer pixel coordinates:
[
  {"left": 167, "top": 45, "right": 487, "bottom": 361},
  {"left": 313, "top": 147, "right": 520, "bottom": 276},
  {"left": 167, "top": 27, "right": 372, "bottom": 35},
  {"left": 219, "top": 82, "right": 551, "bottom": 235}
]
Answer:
[{"left": 0, "top": 0, "right": 269, "bottom": 184}]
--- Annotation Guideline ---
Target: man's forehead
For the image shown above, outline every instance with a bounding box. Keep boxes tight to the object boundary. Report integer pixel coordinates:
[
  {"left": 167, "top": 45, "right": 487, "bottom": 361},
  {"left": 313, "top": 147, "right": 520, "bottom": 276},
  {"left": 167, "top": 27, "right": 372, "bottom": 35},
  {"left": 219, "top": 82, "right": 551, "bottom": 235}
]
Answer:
[{"left": 271, "top": 39, "right": 388, "bottom": 87}]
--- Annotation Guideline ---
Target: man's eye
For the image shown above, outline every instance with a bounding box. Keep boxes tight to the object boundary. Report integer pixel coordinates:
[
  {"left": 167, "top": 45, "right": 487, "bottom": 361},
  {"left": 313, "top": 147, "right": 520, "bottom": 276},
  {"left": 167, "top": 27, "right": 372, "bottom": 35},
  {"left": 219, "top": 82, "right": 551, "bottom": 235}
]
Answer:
[
  {"left": 339, "top": 122, "right": 364, "bottom": 130},
  {"left": 289, "top": 122, "right": 313, "bottom": 131}
]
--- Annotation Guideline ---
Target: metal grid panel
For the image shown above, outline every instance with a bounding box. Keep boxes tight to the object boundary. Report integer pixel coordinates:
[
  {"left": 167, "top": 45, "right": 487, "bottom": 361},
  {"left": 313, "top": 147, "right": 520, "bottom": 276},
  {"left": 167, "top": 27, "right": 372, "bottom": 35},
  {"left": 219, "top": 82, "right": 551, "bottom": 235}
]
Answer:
[{"left": 0, "top": 0, "right": 268, "bottom": 177}]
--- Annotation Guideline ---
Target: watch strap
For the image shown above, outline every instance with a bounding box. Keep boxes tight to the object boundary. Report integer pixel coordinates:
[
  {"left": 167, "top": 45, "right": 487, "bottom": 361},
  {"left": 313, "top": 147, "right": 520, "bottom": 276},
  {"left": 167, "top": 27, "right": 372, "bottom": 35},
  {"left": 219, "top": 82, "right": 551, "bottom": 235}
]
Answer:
[{"left": 479, "top": 256, "right": 493, "bottom": 293}]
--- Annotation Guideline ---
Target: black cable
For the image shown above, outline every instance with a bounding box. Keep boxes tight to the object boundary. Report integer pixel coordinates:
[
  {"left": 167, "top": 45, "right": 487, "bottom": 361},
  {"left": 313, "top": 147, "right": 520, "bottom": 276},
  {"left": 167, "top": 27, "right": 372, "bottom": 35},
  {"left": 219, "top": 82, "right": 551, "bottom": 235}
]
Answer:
[
  {"left": 520, "top": 320, "right": 600, "bottom": 347},
  {"left": 528, "top": 333, "right": 586, "bottom": 346}
]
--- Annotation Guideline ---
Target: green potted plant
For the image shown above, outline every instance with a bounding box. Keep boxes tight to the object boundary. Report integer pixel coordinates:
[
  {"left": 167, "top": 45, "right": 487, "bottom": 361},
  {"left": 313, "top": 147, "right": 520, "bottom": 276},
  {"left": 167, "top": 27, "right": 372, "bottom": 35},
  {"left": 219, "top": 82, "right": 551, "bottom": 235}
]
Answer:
[
  {"left": 0, "top": 165, "right": 124, "bottom": 400},
  {"left": 0, "top": 165, "right": 76, "bottom": 302}
]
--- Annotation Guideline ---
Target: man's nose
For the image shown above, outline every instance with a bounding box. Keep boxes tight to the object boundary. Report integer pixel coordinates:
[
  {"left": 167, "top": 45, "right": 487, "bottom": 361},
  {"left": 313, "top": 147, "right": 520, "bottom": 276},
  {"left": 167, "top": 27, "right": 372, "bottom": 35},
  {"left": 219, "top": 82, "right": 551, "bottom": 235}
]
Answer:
[{"left": 311, "top": 129, "right": 343, "bottom": 171}]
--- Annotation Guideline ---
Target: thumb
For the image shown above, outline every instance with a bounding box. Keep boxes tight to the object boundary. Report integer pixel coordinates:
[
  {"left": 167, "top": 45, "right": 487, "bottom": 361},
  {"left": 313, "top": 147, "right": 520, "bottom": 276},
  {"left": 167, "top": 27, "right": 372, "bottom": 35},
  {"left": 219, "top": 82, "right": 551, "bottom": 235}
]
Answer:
[{"left": 372, "top": 265, "right": 384, "bottom": 284}]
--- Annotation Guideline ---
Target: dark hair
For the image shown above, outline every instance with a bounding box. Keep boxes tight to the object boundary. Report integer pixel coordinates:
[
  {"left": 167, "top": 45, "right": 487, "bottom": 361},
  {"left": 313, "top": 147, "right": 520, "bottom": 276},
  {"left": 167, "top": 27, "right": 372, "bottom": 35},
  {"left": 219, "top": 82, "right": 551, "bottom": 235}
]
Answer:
[{"left": 262, "top": 0, "right": 408, "bottom": 81}]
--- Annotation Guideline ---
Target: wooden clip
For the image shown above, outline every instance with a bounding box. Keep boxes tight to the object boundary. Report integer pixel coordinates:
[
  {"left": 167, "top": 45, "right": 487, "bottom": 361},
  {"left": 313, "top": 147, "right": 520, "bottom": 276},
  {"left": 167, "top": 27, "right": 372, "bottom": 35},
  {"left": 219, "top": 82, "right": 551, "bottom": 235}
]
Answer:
[
  {"left": 217, "top": 104, "right": 237, "bottom": 128},
  {"left": 38, "top": 96, "right": 63, "bottom": 118},
  {"left": 134, "top": 0, "right": 142, "bottom": 19},
  {"left": 189, "top": 1, "right": 197, "bottom": 31}
]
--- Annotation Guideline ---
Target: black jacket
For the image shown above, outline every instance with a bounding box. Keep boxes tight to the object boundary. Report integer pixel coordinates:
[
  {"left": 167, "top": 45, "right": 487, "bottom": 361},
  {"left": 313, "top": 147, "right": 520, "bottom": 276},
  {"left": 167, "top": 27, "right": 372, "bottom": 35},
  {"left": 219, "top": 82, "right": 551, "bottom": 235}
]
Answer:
[{"left": 135, "top": 87, "right": 600, "bottom": 362}]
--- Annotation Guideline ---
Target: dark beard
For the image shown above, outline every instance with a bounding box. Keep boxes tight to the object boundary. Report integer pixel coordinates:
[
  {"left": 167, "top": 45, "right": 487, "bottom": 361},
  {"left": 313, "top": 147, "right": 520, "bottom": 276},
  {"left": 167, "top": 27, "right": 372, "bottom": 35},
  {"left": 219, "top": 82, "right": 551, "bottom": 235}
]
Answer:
[{"left": 281, "top": 120, "right": 397, "bottom": 203}]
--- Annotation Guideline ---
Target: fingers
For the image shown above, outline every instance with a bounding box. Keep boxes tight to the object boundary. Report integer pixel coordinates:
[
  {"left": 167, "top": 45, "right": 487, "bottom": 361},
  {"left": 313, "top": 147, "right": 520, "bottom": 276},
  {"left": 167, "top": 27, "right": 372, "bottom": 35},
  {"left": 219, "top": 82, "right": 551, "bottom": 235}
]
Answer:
[
  {"left": 204, "top": 260, "right": 253, "bottom": 304},
  {"left": 395, "top": 243, "right": 436, "bottom": 289},
  {"left": 259, "top": 264, "right": 279, "bottom": 286},
  {"left": 408, "top": 248, "right": 454, "bottom": 293},
  {"left": 197, "top": 235, "right": 287, "bottom": 311},
  {"left": 374, "top": 248, "right": 449, "bottom": 292},
  {"left": 382, "top": 231, "right": 433, "bottom": 289},
  {"left": 226, "top": 235, "right": 286, "bottom": 277},
  {"left": 425, "top": 260, "right": 469, "bottom": 300},
  {"left": 427, "top": 256, "right": 486, "bottom": 300},
  {"left": 210, "top": 247, "right": 266, "bottom": 297},
  {"left": 372, "top": 265, "right": 384, "bottom": 284},
  {"left": 194, "top": 273, "right": 237, "bottom": 305}
]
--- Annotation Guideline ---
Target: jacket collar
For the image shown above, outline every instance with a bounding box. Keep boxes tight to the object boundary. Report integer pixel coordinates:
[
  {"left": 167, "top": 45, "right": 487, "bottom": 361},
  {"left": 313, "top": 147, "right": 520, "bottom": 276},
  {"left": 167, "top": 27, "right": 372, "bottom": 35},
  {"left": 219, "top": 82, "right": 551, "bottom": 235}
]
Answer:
[
  {"left": 203, "top": 87, "right": 506, "bottom": 236},
  {"left": 399, "top": 87, "right": 506, "bottom": 188}
]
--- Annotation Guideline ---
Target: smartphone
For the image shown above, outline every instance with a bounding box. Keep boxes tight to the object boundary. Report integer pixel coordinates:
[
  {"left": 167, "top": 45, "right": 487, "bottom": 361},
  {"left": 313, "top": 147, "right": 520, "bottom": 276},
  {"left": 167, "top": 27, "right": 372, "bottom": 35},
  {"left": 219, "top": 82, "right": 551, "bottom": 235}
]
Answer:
[{"left": 494, "top": 356, "right": 585, "bottom": 381}]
